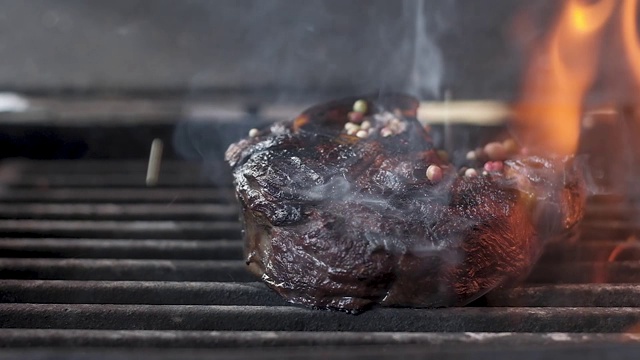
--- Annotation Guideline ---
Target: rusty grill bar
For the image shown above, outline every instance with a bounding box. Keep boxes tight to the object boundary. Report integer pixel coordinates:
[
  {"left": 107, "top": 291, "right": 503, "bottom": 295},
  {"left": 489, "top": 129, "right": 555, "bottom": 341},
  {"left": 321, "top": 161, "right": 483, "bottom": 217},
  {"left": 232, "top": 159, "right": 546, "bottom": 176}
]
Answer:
[{"left": 1, "top": 160, "right": 640, "bottom": 355}]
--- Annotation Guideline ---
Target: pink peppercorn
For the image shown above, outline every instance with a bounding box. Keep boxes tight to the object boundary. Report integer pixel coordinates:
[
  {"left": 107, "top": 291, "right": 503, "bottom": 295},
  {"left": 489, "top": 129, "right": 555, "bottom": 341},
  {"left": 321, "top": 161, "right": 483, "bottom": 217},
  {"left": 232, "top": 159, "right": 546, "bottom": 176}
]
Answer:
[
  {"left": 426, "top": 165, "right": 443, "bottom": 182},
  {"left": 348, "top": 111, "right": 364, "bottom": 123},
  {"left": 483, "top": 161, "right": 504, "bottom": 172}
]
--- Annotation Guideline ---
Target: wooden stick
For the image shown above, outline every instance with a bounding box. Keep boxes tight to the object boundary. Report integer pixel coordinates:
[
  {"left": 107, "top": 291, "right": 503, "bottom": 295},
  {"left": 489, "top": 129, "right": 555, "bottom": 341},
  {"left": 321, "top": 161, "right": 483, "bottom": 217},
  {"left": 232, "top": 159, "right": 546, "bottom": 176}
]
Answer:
[
  {"left": 418, "top": 100, "right": 510, "bottom": 126},
  {"left": 146, "top": 139, "right": 164, "bottom": 186}
]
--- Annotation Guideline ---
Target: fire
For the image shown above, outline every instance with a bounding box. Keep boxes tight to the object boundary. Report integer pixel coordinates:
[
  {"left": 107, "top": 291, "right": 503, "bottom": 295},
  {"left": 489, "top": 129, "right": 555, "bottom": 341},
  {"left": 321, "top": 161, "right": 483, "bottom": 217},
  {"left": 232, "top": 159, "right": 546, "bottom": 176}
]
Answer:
[
  {"left": 514, "top": 0, "right": 616, "bottom": 156},
  {"left": 621, "top": 0, "right": 640, "bottom": 85}
]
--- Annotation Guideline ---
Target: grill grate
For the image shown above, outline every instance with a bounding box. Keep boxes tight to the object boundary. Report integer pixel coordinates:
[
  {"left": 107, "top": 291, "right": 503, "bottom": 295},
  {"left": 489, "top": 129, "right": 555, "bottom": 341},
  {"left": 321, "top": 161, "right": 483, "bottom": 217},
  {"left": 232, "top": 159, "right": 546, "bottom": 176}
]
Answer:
[{"left": 1, "top": 159, "right": 640, "bottom": 357}]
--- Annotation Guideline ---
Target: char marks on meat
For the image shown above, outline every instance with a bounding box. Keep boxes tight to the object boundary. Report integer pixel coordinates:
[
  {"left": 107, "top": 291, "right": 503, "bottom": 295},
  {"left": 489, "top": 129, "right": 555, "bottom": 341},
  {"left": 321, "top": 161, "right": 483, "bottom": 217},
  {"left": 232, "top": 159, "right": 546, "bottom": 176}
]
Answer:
[{"left": 225, "top": 94, "right": 586, "bottom": 313}]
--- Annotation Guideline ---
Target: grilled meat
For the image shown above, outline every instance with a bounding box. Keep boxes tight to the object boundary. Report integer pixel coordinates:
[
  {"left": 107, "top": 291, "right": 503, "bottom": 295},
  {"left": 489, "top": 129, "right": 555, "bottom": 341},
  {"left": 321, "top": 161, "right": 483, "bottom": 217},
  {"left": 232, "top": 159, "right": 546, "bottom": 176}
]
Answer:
[{"left": 225, "top": 94, "right": 586, "bottom": 313}]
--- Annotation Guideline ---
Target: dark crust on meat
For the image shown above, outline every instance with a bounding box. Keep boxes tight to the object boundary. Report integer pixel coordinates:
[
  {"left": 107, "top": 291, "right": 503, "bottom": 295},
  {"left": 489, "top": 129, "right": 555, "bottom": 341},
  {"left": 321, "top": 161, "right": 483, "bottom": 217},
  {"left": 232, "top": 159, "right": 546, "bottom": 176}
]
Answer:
[{"left": 226, "top": 93, "right": 586, "bottom": 313}]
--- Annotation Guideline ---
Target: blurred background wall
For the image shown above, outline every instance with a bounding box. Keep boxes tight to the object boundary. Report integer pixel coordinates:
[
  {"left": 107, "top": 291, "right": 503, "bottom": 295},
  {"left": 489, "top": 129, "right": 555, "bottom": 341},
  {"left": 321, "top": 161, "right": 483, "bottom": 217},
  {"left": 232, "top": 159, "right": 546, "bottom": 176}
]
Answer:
[{"left": 0, "top": 0, "right": 557, "bottom": 101}]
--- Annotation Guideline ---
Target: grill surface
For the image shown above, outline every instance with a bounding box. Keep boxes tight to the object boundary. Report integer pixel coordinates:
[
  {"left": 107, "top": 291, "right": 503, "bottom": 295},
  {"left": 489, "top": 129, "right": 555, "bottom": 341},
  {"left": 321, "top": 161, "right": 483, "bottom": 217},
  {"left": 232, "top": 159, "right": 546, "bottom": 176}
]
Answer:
[{"left": 1, "top": 159, "right": 640, "bottom": 359}]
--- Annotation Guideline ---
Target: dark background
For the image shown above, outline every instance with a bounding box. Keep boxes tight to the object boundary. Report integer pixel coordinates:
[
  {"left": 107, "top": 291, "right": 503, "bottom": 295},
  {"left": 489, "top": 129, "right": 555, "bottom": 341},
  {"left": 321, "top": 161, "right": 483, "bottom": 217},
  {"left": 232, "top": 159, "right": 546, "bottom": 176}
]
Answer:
[{"left": 0, "top": 0, "right": 563, "bottom": 101}]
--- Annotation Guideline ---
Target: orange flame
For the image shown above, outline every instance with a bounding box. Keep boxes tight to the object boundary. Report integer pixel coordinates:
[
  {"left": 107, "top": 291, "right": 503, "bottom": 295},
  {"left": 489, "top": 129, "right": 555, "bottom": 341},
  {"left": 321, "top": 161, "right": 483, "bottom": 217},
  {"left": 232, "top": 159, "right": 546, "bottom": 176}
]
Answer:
[
  {"left": 515, "top": 0, "right": 616, "bottom": 156},
  {"left": 621, "top": 0, "right": 640, "bottom": 85}
]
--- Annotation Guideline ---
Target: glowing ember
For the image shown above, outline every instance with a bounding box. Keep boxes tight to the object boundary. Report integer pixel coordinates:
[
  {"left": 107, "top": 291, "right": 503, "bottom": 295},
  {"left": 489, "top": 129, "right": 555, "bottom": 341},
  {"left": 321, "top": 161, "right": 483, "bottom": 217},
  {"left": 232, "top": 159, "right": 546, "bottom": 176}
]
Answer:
[{"left": 607, "top": 235, "right": 638, "bottom": 262}]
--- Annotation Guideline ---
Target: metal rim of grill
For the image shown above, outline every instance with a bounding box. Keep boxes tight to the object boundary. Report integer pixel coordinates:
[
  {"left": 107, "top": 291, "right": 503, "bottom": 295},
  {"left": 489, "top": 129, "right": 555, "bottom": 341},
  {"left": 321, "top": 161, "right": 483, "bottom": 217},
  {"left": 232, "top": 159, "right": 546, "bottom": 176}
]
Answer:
[{"left": 2, "top": 159, "right": 640, "bottom": 359}]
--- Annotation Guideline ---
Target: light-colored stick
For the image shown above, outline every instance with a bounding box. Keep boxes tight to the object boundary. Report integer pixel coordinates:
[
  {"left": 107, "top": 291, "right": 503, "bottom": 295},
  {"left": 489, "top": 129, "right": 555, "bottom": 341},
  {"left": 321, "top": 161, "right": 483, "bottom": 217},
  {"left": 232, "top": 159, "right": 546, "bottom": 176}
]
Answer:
[
  {"left": 418, "top": 100, "right": 510, "bottom": 126},
  {"left": 184, "top": 101, "right": 510, "bottom": 127},
  {"left": 146, "top": 138, "right": 164, "bottom": 186},
  {"left": 443, "top": 90, "right": 453, "bottom": 153}
]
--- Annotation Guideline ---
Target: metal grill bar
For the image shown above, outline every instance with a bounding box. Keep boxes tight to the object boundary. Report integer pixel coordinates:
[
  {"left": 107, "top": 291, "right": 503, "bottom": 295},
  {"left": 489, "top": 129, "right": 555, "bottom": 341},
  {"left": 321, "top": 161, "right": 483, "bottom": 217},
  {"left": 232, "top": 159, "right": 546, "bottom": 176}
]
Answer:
[
  {"left": 580, "top": 222, "right": 640, "bottom": 240},
  {"left": 0, "top": 174, "right": 214, "bottom": 188},
  {"left": 0, "top": 220, "right": 241, "bottom": 239},
  {"left": 0, "top": 160, "right": 205, "bottom": 174},
  {"left": 0, "top": 203, "right": 238, "bottom": 220},
  {"left": 3, "top": 258, "right": 639, "bottom": 283},
  {"left": 3, "top": 238, "right": 639, "bottom": 262},
  {"left": 541, "top": 241, "right": 640, "bottom": 262},
  {"left": 0, "top": 281, "right": 284, "bottom": 305},
  {"left": 1, "top": 304, "right": 639, "bottom": 332},
  {"left": 487, "top": 284, "right": 640, "bottom": 307},
  {"left": 0, "top": 239, "right": 243, "bottom": 259},
  {"left": 4, "top": 345, "right": 640, "bottom": 360},
  {"left": 0, "top": 188, "right": 234, "bottom": 203},
  {"left": 525, "top": 262, "right": 640, "bottom": 284},
  {"left": 0, "top": 259, "right": 252, "bottom": 281},
  {"left": 584, "top": 207, "right": 634, "bottom": 221},
  {"left": 0, "top": 330, "right": 638, "bottom": 348},
  {"left": 0, "top": 159, "right": 638, "bottom": 352},
  {"left": 2, "top": 280, "right": 640, "bottom": 308}
]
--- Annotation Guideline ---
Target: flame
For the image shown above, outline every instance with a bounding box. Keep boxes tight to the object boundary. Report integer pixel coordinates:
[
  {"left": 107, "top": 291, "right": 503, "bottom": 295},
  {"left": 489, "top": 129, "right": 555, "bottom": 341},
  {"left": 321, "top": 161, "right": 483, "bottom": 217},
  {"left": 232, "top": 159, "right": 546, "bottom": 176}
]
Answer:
[
  {"left": 621, "top": 0, "right": 640, "bottom": 85},
  {"left": 515, "top": 0, "right": 616, "bottom": 156}
]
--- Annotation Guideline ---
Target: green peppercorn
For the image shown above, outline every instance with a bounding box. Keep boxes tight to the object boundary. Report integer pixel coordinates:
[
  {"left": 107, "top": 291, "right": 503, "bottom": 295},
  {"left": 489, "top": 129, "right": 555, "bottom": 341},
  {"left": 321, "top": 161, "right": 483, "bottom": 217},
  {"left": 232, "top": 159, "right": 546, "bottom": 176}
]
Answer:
[
  {"left": 437, "top": 150, "right": 449, "bottom": 163},
  {"left": 353, "top": 99, "right": 368, "bottom": 114}
]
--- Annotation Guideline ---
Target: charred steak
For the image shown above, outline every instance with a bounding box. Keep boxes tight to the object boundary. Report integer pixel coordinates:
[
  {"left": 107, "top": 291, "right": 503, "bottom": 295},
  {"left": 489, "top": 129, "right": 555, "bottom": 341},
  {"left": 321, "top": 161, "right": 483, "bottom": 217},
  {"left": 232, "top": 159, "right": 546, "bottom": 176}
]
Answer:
[{"left": 225, "top": 94, "right": 586, "bottom": 313}]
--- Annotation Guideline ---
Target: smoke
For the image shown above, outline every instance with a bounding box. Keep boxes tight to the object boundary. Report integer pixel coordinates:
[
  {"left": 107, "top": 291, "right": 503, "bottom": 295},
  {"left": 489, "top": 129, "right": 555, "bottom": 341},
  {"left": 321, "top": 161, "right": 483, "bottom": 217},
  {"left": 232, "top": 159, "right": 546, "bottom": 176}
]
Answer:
[
  {"left": 173, "top": 1, "right": 455, "bottom": 183},
  {"left": 404, "top": 0, "right": 454, "bottom": 99},
  {"left": 183, "top": 1, "right": 455, "bottom": 102}
]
